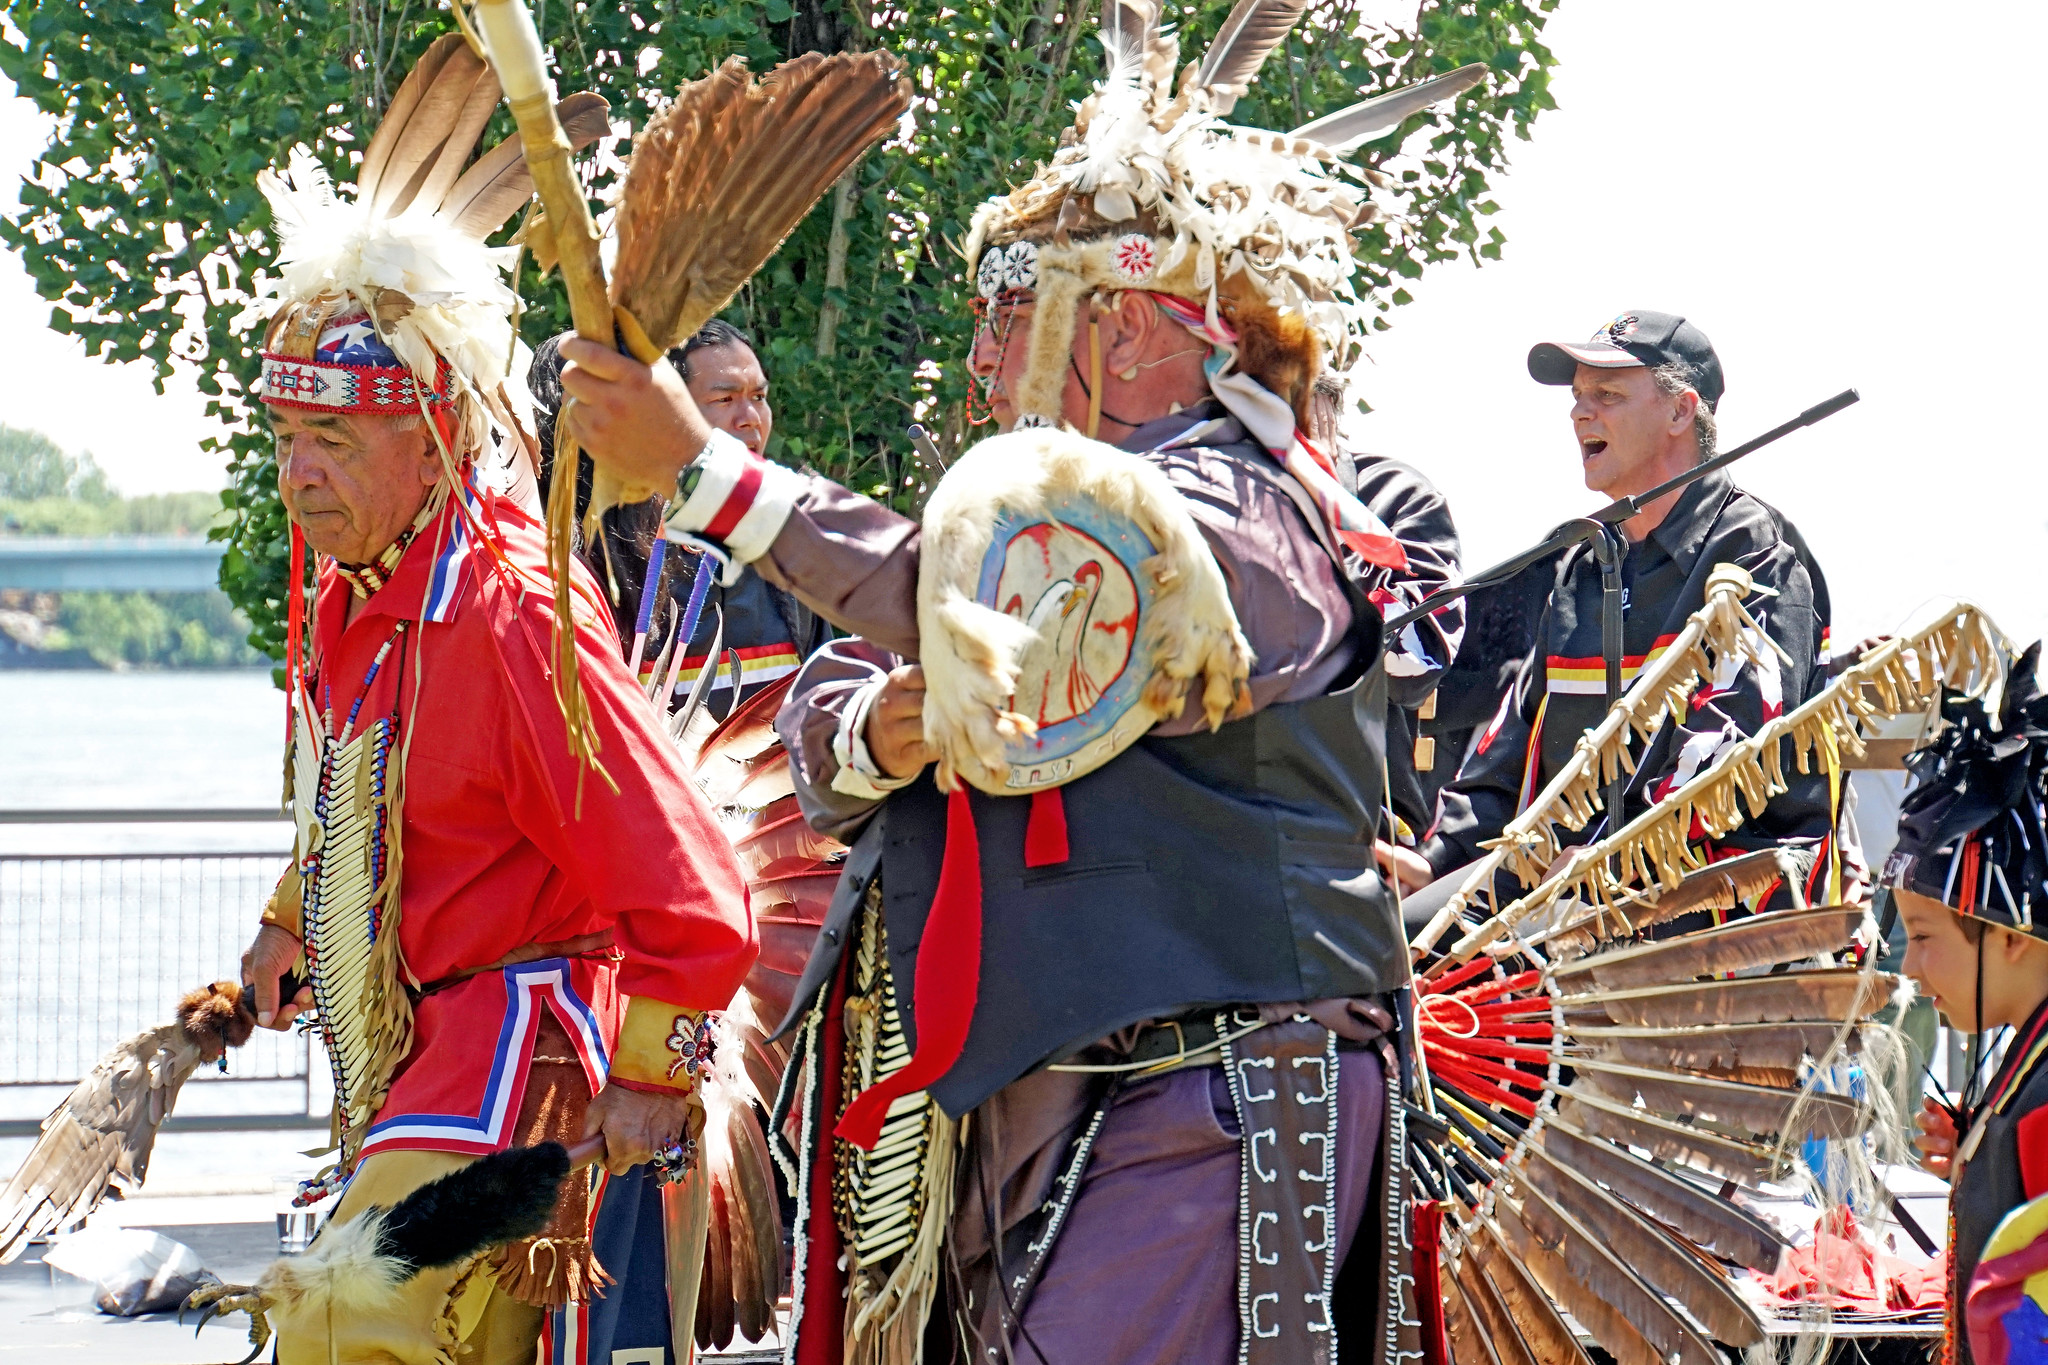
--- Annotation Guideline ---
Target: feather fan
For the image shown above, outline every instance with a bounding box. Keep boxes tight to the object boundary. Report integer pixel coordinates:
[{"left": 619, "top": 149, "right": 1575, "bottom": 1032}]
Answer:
[
  {"left": 0, "top": 983, "right": 253, "bottom": 1263},
  {"left": 1402, "top": 587, "right": 2002, "bottom": 1365},
  {"left": 591, "top": 52, "right": 910, "bottom": 524},
  {"left": 1287, "top": 63, "right": 1488, "bottom": 151}
]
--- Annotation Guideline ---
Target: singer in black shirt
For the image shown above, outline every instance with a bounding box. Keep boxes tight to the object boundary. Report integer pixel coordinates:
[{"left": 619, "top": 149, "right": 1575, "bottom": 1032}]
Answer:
[{"left": 1406, "top": 310, "right": 1841, "bottom": 902}]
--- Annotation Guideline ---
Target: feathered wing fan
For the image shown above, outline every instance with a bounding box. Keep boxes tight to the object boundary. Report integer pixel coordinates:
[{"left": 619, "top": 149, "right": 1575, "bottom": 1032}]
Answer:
[
  {"left": 1404, "top": 592, "right": 2019, "bottom": 1365},
  {"left": 680, "top": 676, "right": 844, "bottom": 1350},
  {"left": 590, "top": 53, "right": 911, "bottom": 524},
  {"left": 0, "top": 984, "right": 253, "bottom": 1263}
]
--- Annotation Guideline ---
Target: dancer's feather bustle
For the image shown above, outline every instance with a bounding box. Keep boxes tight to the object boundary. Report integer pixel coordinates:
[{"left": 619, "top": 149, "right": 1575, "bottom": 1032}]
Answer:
[
  {"left": 1534, "top": 1122, "right": 1786, "bottom": 1270},
  {"left": 1519, "top": 1144, "right": 1764, "bottom": 1347},
  {"left": 1551, "top": 904, "right": 1866, "bottom": 989}
]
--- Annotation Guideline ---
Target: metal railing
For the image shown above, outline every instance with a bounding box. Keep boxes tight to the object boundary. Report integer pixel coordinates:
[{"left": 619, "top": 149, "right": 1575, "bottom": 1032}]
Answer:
[{"left": 0, "top": 808, "right": 320, "bottom": 1132}]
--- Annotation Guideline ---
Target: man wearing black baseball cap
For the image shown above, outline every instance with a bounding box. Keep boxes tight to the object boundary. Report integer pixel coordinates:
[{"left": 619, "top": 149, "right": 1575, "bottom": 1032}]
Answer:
[{"left": 1400, "top": 310, "right": 1843, "bottom": 908}]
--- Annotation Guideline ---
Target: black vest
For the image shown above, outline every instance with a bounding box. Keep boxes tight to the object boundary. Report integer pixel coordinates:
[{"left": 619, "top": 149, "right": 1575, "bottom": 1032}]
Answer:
[{"left": 782, "top": 655, "right": 1402, "bottom": 1118}]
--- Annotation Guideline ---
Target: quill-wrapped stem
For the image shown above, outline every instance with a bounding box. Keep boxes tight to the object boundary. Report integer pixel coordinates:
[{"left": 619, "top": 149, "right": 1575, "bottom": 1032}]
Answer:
[
  {"left": 470, "top": 0, "right": 610, "bottom": 342},
  {"left": 469, "top": 0, "right": 616, "bottom": 793}
]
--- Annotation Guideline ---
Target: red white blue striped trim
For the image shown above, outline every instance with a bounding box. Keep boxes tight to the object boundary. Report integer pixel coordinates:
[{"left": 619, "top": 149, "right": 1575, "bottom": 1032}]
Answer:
[
  {"left": 419, "top": 486, "right": 475, "bottom": 625},
  {"left": 356, "top": 959, "right": 608, "bottom": 1159},
  {"left": 663, "top": 430, "right": 803, "bottom": 564}
]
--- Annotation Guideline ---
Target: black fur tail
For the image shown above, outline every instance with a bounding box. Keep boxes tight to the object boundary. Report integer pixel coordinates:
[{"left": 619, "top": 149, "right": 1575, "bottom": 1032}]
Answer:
[{"left": 374, "top": 1142, "right": 571, "bottom": 1273}]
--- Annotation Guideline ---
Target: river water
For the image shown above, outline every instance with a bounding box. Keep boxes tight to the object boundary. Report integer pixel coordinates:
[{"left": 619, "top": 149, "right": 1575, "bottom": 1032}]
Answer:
[{"left": 0, "top": 668, "right": 287, "bottom": 854}]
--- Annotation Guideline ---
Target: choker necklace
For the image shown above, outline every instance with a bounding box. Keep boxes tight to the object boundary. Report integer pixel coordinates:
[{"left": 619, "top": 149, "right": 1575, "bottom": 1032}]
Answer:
[{"left": 333, "top": 507, "right": 431, "bottom": 599}]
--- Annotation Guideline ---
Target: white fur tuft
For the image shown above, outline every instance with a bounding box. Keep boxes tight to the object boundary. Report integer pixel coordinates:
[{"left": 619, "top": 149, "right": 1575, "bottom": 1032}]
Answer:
[
  {"left": 256, "top": 1207, "right": 408, "bottom": 1329},
  {"left": 917, "top": 427, "right": 1252, "bottom": 794}
]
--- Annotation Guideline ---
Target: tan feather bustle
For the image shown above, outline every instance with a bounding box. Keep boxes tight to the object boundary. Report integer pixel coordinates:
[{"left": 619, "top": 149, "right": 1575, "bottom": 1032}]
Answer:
[
  {"left": 669, "top": 676, "right": 844, "bottom": 1350},
  {"left": 1402, "top": 589, "right": 2017, "bottom": 1365}
]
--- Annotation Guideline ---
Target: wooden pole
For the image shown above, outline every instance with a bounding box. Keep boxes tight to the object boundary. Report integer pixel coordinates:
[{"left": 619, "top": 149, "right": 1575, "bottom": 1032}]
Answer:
[{"left": 469, "top": 0, "right": 611, "bottom": 344}]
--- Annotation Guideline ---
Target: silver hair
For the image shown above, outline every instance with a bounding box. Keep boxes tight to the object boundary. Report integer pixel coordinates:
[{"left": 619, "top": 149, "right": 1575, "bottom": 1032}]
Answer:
[
  {"left": 1650, "top": 361, "right": 1716, "bottom": 465},
  {"left": 388, "top": 411, "right": 426, "bottom": 433}
]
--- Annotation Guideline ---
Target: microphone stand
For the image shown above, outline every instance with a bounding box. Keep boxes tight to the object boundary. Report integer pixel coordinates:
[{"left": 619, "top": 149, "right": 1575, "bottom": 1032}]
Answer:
[{"left": 1382, "top": 388, "right": 1859, "bottom": 831}]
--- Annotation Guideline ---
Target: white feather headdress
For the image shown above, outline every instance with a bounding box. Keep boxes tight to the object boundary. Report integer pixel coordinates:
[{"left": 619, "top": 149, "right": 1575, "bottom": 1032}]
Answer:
[{"left": 253, "top": 35, "right": 610, "bottom": 460}]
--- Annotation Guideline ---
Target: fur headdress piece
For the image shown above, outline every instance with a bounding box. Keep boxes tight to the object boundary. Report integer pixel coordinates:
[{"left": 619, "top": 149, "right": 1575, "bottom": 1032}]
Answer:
[
  {"left": 1889, "top": 641, "right": 2048, "bottom": 939},
  {"left": 255, "top": 35, "right": 610, "bottom": 459},
  {"left": 964, "top": 0, "right": 1484, "bottom": 427}
]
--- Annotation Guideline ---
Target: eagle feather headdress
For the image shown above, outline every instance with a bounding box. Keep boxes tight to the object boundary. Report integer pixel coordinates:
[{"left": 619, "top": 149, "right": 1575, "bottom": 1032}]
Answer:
[
  {"left": 964, "top": 0, "right": 1487, "bottom": 427},
  {"left": 253, "top": 33, "right": 611, "bottom": 462}
]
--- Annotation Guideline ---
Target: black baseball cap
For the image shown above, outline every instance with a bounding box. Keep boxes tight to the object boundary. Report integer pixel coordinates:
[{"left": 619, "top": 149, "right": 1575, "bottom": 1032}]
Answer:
[{"left": 1527, "top": 310, "right": 1725, "bottom": 411}]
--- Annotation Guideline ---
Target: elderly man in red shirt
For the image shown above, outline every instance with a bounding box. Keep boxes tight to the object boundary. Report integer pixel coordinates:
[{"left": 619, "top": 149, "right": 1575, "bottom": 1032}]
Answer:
[{"left": 230, "top": 53, "right": 754, "bottom": 1365}]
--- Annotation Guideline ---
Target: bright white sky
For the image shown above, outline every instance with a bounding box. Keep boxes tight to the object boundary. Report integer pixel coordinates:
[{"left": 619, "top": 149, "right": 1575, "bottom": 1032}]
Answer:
[{"left": 0, "top": 1, "right": 2042, "bottom": 644}]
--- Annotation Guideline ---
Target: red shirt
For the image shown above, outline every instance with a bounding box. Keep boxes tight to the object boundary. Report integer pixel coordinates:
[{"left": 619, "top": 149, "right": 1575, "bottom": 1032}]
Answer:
[{"left": 294, "top": 484, "right": 753, "bottom": 1158}]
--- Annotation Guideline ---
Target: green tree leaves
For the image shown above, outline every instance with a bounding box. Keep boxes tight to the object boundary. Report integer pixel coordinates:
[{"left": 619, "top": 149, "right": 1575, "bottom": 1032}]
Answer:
[{"left": 2, "top": 0, "right": 1556, "bottom": 662}]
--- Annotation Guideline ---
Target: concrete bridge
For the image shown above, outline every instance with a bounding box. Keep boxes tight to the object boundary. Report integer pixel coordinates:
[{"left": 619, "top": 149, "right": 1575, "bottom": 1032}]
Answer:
[{"left": 0, "top": 536, "right": 224, "bottom": 592}]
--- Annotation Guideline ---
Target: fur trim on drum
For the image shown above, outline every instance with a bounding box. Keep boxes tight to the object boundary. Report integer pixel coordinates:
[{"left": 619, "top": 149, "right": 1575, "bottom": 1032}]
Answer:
[{"left": 917, "top": 426, "right": 1251, "bottom": 794}]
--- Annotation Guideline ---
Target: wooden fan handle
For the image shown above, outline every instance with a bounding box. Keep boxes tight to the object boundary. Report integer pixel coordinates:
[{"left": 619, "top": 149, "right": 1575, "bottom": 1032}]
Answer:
[
  {"left": 565, "top": 1134, "right": 608, "bottom": 1168},
  {"left": 470, "top": 0, "right": 612, "bottom": 345}
]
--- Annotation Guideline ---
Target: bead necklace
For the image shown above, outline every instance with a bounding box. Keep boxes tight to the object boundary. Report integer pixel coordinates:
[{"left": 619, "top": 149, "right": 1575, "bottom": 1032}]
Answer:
[{"left": 322, "top": 621, "right": 410, "bottom": 745}]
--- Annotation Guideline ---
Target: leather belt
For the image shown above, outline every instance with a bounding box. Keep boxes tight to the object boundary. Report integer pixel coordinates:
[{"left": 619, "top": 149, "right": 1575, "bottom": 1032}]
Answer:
[
  {"left": 408, "top": 930, "right": 620, "bottom": 1003},
  {"left": 1047, "top": 1009, "right": 1267, "bottom": 1077}
]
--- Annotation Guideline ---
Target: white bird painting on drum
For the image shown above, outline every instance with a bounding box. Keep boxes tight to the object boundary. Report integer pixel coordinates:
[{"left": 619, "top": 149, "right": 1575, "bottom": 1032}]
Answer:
[{"left": 997, "top": 522, "right": 1140, "bottom": 729}]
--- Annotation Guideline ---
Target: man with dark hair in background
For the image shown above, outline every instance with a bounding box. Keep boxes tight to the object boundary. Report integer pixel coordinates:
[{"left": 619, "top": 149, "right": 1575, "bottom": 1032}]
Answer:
[
  {"left": 524, "top": 320, "right": 824, "bottom": 1363},
  {"left": 531, "top": 319, "right": 828, "bottom": 719},
  {"left": 1396, "top": 310, "right": 1843, "bottom": 910}
]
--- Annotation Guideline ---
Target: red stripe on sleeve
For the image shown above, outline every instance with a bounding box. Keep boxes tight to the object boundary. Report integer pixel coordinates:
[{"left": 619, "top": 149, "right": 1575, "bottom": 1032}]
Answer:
[{"left": 703, "top": 456, "right": 765, "bottom": 543}]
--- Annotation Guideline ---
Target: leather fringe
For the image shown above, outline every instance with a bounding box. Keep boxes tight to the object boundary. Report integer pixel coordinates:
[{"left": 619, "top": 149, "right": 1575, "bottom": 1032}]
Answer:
[
  {"left": 492, "top": 1234, "right": 613, "bottom": 1309},
  {"left": 844, "top": 1107, "right": 959, "bottom": 1365}
]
